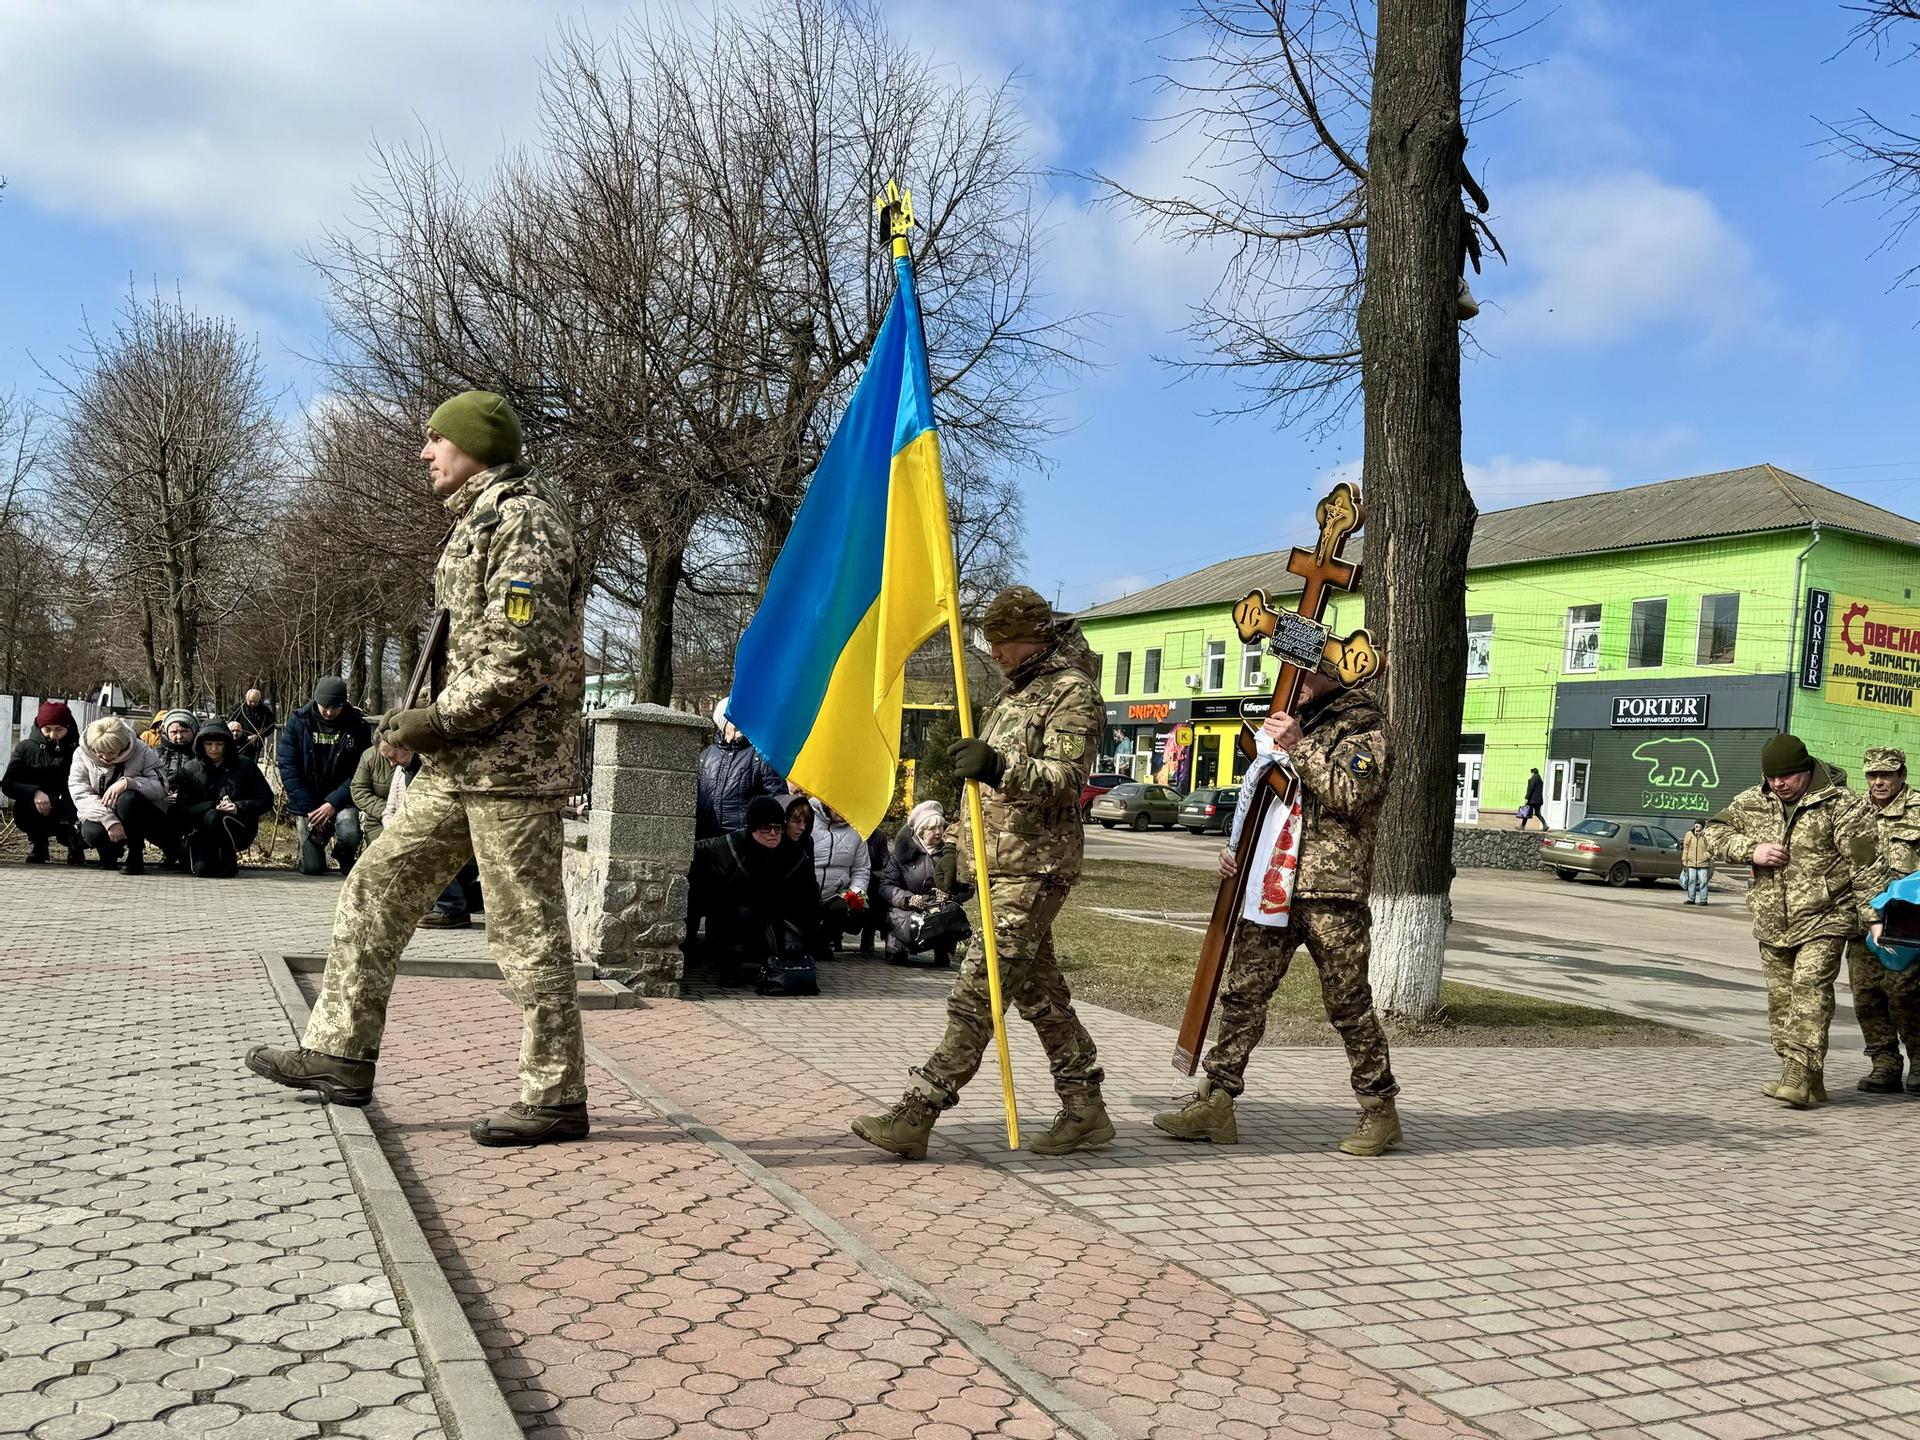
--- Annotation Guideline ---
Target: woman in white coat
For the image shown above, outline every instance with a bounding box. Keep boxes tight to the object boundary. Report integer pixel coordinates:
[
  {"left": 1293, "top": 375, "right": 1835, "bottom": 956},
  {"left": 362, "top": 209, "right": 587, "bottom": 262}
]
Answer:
[{"left": 69, "top": 716, "right": 171, "bottom": 874}]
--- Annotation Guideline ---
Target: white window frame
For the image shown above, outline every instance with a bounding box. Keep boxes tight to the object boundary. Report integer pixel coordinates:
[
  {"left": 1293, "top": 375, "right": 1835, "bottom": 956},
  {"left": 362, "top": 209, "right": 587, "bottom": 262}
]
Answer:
[
  {"left": 1697, "top": 593, "right": 1739, "bottom": 666},
  {"left": 1466, "top": 614, "right": 1493, "bottom": 679},
  {"left": 1565, "top": 605, "right": 1601, "bottom": 674},
  {"left": 1240, "top": 640, "right": 1265, "bottom": 690},
  {"left": 1627, "top": 597, "right": 1667, "bottom": 670},
  {"left": 1204, "top": 639, "right": 1227, "bottom": 691}
]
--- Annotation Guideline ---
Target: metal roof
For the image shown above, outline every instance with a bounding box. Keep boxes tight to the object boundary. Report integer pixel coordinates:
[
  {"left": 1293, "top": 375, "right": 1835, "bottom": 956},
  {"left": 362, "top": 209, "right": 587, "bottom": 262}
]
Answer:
[{"left": 1075, "top": 464, "right": 1920, "bottom": 621}]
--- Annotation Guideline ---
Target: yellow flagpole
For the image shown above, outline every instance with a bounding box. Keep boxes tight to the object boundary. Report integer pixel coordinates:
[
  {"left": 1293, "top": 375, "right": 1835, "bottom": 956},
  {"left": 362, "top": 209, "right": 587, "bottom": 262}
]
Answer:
[{"left": 879, "top": 181, "right": 1020, "bottom": 1150}]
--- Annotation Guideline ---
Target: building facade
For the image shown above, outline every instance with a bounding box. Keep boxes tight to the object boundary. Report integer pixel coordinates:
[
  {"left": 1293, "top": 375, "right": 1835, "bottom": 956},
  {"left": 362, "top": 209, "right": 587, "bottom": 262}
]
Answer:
[{"left": 1075, "top": 466, "right": 1920, "bottom": 827}]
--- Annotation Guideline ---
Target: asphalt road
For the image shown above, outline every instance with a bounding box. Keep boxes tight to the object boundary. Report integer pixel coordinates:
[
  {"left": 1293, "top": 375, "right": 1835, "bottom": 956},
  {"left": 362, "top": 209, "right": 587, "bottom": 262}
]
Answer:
[{"left": 1082, "top": 824, "right": 1866, "bottom": 1051}]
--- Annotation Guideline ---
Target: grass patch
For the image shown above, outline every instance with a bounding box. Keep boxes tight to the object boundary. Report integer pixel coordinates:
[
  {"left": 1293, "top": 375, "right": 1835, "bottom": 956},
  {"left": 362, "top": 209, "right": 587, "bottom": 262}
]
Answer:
[{"left": 1047, "top": 859, "right": 1714, "bottom": 1048}]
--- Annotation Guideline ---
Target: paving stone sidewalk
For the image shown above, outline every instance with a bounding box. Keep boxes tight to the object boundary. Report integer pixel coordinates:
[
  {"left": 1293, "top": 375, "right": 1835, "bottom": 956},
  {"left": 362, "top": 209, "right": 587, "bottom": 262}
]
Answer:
[{"left": 0, "top": 867, "right": 454, "bottom": 1440}]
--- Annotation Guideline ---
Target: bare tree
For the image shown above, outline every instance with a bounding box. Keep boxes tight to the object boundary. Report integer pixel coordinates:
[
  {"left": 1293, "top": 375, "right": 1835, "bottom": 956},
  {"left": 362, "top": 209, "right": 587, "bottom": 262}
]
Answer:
[
  {"left": 1823, "top": 2, "right": 1920, "bottom": 288},
  {"left": 44, "top": 288, "right": 281, "bottom": 708},
  {"left": 311, "top": 0, "right": 1079, "bottom": 705},
  {"left": 1090, "top": 0, "right": 1500, "bottom": 1018}
]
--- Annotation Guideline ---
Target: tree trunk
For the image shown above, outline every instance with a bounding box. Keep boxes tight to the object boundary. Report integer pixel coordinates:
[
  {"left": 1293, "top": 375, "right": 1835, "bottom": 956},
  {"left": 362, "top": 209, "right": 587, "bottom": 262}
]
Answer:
[
  {"left": 637, "top": 530, "right": 687, "bottom": 705},
  {"left": 368, "top": 624, "right": 388, "bottom": 712},
  {"left": 397, "top": 624, "right": 422, "bottom": 704},
  {"left": 137, "top": 594, "right": 166, "bottom": 711},
  {"left": 349, "top": 627, "right": 370, "bottom": 708},
  {"left": 1358, "top": 0, "right": 1476, "bottom": 1020}
]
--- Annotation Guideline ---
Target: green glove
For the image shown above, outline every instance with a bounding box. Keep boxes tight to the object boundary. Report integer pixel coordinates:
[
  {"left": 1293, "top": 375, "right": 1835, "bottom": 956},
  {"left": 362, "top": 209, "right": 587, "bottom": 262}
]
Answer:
[
  {"left": 384, "top": 704, "right": 451, "bottom": 755},
  {"left": 947, "top": 737, "right": 1004, "bottom": 788}
]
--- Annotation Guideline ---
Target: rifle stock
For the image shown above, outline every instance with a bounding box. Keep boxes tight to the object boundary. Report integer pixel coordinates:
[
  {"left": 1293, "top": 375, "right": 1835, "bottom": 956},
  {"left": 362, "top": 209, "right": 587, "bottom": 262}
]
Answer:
[{"left": 404, "top": 608, "right": 451, "bottom": 711}]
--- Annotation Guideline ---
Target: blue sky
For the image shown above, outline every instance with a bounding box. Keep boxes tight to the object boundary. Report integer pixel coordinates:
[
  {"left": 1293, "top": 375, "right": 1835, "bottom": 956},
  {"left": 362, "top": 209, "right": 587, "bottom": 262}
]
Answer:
[{"left": 4, "top": 1, "right": 1919, "bottom": 613}]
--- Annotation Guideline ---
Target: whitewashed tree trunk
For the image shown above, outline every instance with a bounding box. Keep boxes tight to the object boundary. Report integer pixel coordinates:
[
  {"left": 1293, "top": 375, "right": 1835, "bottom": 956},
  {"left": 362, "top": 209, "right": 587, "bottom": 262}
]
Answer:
[{"left": 1370, "top": 890, "right": 1450, "bottom": 1017}]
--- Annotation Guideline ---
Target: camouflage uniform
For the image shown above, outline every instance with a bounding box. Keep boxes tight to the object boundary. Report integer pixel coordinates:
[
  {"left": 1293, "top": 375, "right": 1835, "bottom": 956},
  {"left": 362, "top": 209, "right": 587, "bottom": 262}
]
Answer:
[
  {"left": 1850, "top": 749, "right": 1920, "bottom": 1069},
  {"left": 303, "top": 460, "right": 589, "bottom": 1106},
  {"left": 1704, "top": 760, "right": 1880, "bottom": 1074},
  {"left": 910, "top": 618, "right": 1105, "bottom": 1111},
  {"left": 1203, "top": 684, "right": 1397, "bottom": 1099}
]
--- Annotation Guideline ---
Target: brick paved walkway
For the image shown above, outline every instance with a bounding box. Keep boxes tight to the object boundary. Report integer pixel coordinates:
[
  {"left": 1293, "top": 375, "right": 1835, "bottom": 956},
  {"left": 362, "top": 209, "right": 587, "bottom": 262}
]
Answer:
[{"left": 0, "top": 867, "right": 451, "bottom": 1440}]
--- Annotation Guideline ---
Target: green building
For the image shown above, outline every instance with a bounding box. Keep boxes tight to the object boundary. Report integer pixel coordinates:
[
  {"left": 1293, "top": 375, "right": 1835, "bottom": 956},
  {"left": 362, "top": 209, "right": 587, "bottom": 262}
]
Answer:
[{"left": 1073, "top": 464, "right": 1920, "bottom": 828}]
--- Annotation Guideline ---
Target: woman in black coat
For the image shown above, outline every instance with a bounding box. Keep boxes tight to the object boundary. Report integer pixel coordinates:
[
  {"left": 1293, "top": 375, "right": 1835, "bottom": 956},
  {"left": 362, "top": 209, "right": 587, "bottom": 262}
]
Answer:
[
  {"left": 173, "top": 722, "right": 274, "bottom": 876},
  {"left": 876, "top": 803, "right": 970, "bottom": 966},
  {"left": 685, "top": 794, "right": 821, "bottom": 982}
]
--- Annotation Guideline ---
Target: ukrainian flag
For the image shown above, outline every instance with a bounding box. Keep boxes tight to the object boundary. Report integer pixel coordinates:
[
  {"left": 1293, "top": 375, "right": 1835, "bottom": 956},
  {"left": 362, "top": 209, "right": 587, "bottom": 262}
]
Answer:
[{"left": 728, "top": 253, "right": 956, "bottom": 836}]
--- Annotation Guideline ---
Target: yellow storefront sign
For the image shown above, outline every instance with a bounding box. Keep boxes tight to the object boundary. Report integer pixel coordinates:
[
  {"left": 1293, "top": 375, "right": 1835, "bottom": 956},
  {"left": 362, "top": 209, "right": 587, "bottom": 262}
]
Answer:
[{"left": 1827, "top": 592, "right": 1920, "bottom": 713}]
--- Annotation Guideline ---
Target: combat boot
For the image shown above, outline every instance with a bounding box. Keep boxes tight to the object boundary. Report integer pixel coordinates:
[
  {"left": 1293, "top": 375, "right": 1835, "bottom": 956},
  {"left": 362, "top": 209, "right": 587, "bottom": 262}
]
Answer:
[
  {"left": 1809, "top": 1068, "right": 1827, "bottom": 1105},
  {"left": 1028, "top": 1094, "right": 1116, "bottom": 1156},
  {"left": 1774, "top": 1058, "right": 1813, "bottom": 1109},
  {"left": 1859, "top": 1054, "right": 1904, "bottom": 1093},
  {"left": 1152, "top": 1081, "right": 1239, "bottom": 1144},
  {"left": 471, "top": 1103, "right": 589, "bottom": 1147},
  {"left": 244, "top": 1045, "right": 374, "bottom": 1106},
  {"left": 1339, "top": 1097, "right": 1403, "bottom": 1157},
  {"left": 851, "top": 1092, "right": 939, "bottom": 1160}
]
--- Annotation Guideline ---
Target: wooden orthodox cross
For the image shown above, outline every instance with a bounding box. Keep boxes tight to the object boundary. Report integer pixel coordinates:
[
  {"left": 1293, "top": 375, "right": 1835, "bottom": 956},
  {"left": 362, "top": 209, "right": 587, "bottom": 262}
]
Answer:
[{"left": 1173, "top": 480, "right": 1377, "bottom": 1073}]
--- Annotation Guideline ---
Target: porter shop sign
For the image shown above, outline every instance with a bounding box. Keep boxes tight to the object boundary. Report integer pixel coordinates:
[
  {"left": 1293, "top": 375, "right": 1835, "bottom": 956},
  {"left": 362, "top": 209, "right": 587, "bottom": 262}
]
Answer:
[{"left": 1610, "top": 694, "right": 1710, "bottom": 728}]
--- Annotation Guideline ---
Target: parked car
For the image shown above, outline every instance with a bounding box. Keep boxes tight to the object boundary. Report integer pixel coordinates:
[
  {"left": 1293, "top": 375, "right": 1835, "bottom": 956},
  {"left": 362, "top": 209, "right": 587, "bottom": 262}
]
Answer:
[
  {"left": 1091, "top": 782, "right": 1184, "bottom": 830},
  {"left": 1079, "top": 772, "right": 1132, "bottom": 821},
  {"left": 1179, "top": 786, "right": 1240, "bottom": 835},
  {"left": 1540, "top": 817, "right": 1684, "bottom": 886}
]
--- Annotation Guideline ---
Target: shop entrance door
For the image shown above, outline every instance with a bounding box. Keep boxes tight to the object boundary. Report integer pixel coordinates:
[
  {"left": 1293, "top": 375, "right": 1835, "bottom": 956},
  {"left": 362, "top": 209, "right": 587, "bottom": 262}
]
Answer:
[
  {"left": 1454, "top": 754, "right": 1483, "bottom": 823},
  {"left": 1195, "top": 734, "right": 1220, "bottom": 789},
  {"left": 1545, "top": 759, "right": 1590, "bottom": 831}
]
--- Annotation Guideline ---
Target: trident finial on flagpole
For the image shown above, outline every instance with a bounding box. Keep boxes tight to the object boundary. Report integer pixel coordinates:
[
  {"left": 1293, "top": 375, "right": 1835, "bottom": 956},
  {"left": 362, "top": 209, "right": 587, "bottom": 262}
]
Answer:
[{"left": 875, "top": 179, "right": 914, "bottom": 260}]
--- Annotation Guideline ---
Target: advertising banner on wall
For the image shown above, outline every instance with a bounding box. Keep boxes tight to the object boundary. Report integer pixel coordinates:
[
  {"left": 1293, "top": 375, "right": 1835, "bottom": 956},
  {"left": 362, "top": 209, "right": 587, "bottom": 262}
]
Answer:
[{"left": 1825, "top": 593, "right": 1920, "bottom": 714}]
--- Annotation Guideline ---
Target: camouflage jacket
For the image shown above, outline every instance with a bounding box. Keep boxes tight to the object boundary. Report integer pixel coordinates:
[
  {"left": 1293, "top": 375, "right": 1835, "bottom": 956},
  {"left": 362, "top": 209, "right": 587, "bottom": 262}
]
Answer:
[
  {"left": 1288, "top": 683, "right": 1388, "bottom": 901},
  {"left": 1872, "top": 784, "right": 1920, "bottom": 885},
  {"left": 1703, "top": 761, "right": 1880, "bottom": 945},
  {"left": 956, "top": 623, "right": 1104, "bottom": 884},
  {"left": 425, "top": 462, "right": 586, "bottom": 796}
]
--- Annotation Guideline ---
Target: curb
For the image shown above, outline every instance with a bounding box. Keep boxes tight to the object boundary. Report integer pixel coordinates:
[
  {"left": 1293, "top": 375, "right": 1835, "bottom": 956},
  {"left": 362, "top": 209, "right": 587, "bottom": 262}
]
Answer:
[
  {"left": 284, "top": 952, "right": 597, "bottom": 982},
  {"left": 585, "top": 1040, "right": 1124, "bottom": 1440},
  {"left": 261, "top": 954, "right": 522, "bottom": 1440}
]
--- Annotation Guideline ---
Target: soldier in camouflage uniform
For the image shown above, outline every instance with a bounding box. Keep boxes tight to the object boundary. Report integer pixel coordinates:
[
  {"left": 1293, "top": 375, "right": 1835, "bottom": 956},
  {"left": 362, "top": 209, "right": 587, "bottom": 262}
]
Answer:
[
  {"left": 1154, "top": 662, "right": 1402, "bottom": 1157},
  {"left": 247, "top": 392, "right": 591, "bottom": 1147},
  {"left": 1704, "top": 733, "right": 1881, "bottom": 1110},
  {"left": 852, "top": 586, "right": 1109, "bottom": 1160},
  {"left": 1850, "top": 747, "right": 1920, "bottom": 1094}
]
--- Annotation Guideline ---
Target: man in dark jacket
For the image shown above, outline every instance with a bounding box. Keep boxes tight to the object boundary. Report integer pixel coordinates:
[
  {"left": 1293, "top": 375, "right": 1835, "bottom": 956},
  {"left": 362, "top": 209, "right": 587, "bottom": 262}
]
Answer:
[
  {"left": 3, "top": 700, "right": 83, "bottom": 865},
  {"left": 276, "top": 676, "right": 374, "bottom": 876},
  {"left": 229, "top": 688, "right": 276, "bottom": 762},
  {"left": 175, "top": 722, "right": 273, "bottom": 876},
  {"left": 696, "top": 695, "right": 786, "bottom": 839},
  {"left": 685, "top": 794, "right": 819, "bottom": 983}
]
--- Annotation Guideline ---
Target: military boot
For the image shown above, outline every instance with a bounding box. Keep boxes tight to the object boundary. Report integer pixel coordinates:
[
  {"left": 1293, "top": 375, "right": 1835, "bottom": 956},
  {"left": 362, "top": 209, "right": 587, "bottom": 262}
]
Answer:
[
  {"left": 851, "top": 1092, "right": 939, "bottom": 1160},
  {"left": 471, "top": 1103, "right": 589, "bottom": 1147},
  {"left": 245, "top": 1045, "right": 374, "bottom": 1106},
  {"left": 1859, "top": 1054, "right": 1904, "bottom": 1094},
  {"left": 1809, "top": 1068, "right": 1828, "bottom": 1105},
  {"left": 1774, "top": 1059, "right": 1813, "bottom": 1109},
  {"left": 1028, "top": 1094, "right": 1116, "bottom": 1156},
  {"left": 1152, "top": 1081, "right": 1239, "bottom": 1144},
  {"left": 1339, "top": 1097, "right": 1403, "bottom": 1157}
]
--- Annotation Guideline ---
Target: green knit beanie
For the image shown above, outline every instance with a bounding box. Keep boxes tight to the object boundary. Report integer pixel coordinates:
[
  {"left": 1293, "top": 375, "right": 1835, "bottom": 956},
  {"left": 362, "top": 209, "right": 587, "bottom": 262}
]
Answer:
[
  {"left": 426, "top": 391, "right": 523, "bottom": 467},
  {"left": 1762, "top": 733, "right": 1812, "bottom": 778}
]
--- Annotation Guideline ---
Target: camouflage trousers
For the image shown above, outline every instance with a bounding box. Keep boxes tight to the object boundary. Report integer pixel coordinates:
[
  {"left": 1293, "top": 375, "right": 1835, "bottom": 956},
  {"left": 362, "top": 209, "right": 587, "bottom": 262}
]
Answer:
[
  {"left": 911, "top": 874, "right": 1103, "bottom": 1110},
  {"left": 303, "top": 772, "right": 585, "bottom": 1106},
  {"left": 1756, "top": 936, "right": 1846, "bottom": 1072},
  {"left": 1204, "top": 899, "right": 1398, "bottom": 1099},
  {"left": 1847, "top": 937, "right": 1920, "bottom": 1061}
]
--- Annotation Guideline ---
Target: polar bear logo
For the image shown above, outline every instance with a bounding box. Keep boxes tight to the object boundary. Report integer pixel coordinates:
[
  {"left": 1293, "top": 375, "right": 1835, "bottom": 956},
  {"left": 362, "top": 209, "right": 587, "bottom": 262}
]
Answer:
[{"left": 1633, "top": 736, "right": 1719, "bottom": 790}]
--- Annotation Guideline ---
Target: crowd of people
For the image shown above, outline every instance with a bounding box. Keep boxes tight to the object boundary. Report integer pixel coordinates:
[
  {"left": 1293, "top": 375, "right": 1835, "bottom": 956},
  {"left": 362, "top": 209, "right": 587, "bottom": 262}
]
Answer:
[{"left": 682, "top": 696, "right": 972, "bottom": 993}]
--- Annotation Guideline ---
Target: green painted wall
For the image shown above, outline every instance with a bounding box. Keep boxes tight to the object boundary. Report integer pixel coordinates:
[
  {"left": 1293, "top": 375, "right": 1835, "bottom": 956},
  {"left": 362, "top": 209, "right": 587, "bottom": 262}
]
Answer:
[{"left": 1795, "top": 533, "right": 1920, "bottom": 772}]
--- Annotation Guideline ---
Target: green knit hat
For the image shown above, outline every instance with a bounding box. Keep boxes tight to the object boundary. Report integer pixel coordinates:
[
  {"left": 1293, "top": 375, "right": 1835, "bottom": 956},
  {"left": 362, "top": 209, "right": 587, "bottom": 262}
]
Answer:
[
  {"left": 1762, "top": 733, "right": 1812, "bottom": 778},
  {"left": 426, "top": 391, "right": 523, "bottom": 467}
]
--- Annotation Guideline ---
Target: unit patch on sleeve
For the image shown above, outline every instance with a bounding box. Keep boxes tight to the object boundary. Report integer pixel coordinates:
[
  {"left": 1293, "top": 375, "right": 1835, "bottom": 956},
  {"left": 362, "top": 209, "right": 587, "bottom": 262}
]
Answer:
[
  {"left": 1349, "top": 751, "right": 1376, "bottom": 776},
  {"left": 504, "top": 579, "right": 535, "bottom": 627},
  {"left": 1048, "top": 733, "right": 1088, "bottom": 761}
]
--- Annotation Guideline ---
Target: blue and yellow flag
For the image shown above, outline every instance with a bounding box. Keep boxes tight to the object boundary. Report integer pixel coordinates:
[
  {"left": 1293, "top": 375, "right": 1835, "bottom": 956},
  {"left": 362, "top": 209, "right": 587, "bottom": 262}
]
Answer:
[{"left": 728, "top": 255, "right": 955, "bottom": 836}]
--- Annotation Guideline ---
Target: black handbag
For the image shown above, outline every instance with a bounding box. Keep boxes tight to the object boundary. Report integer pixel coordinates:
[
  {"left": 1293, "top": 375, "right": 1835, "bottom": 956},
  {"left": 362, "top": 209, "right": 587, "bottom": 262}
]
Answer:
[{"left": 912, "top": 899, "right": 971, "bottom": 950}]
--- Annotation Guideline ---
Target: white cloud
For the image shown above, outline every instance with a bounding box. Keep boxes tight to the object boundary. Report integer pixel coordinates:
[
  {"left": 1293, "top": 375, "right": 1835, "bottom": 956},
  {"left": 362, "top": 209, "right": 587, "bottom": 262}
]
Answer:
[
  {"left": 1491, "top": 171, "right": 1763, "bottom": 347},
  {"left": 1464, "top": 455, "right": 1613, "bottom": 507},
  {"left": 1081, "top": 573, "right": 1151, "bottom": 607}
]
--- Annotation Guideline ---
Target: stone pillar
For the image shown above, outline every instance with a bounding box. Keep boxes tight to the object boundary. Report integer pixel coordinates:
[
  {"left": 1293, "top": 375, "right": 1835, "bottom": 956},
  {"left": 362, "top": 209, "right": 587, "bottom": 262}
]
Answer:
[{"left": 563, "top": 703, "right": 710, "bottom": 996}]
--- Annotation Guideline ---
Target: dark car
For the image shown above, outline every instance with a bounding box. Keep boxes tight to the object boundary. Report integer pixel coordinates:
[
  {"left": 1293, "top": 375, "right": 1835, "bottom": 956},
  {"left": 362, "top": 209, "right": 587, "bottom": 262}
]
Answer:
[
  {"left": 1540, "top": 817, "right": 1684, "bottom": 886},
  {"left": 1079, "top": 772, "right": 1132, "bottom": 821},
  {"left": 1090, "top": 782, "right": 1183, "bottom": 830},
  {"left": 1179, "top": 786, "right": 1240, "bottom": 834}
]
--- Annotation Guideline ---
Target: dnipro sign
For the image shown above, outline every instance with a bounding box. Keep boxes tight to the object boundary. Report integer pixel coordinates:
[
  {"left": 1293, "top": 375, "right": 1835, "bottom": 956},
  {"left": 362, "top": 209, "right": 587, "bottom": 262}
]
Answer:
[
  {"left": 1126, "top": 702, "right": 1173, "bottom": 722},
  {"left": 1826, "top": 593, "right": 1920, "bottom": 714},
  {"left": 1610, "top": 694, "right": 1709, "bottom": 728}
]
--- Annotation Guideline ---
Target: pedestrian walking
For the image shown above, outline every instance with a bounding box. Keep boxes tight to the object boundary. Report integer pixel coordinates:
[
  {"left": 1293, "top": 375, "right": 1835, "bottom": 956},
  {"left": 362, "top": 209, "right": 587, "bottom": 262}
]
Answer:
[
  {"left": 1703, "top": 734, "right": 1881, "bottom": 1109},
  {"left": 852, "top": 586, "right": 1110, "bottom": 1160},
  {"left": 1852, "top": 747, "right": 1920, "bottom": 1094},
  {"left": 1518, "top": 767, "right": 1545, "bottom": 830},
  {"left": 1680, "top": 819, "right": 1713, "bottom": 905},
  {"left": 1153, "top": 657, "right": 1401, "bottom": 1157},
  {"left": 247, "top": 390, "right": 591, "bottom": 1146}
]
